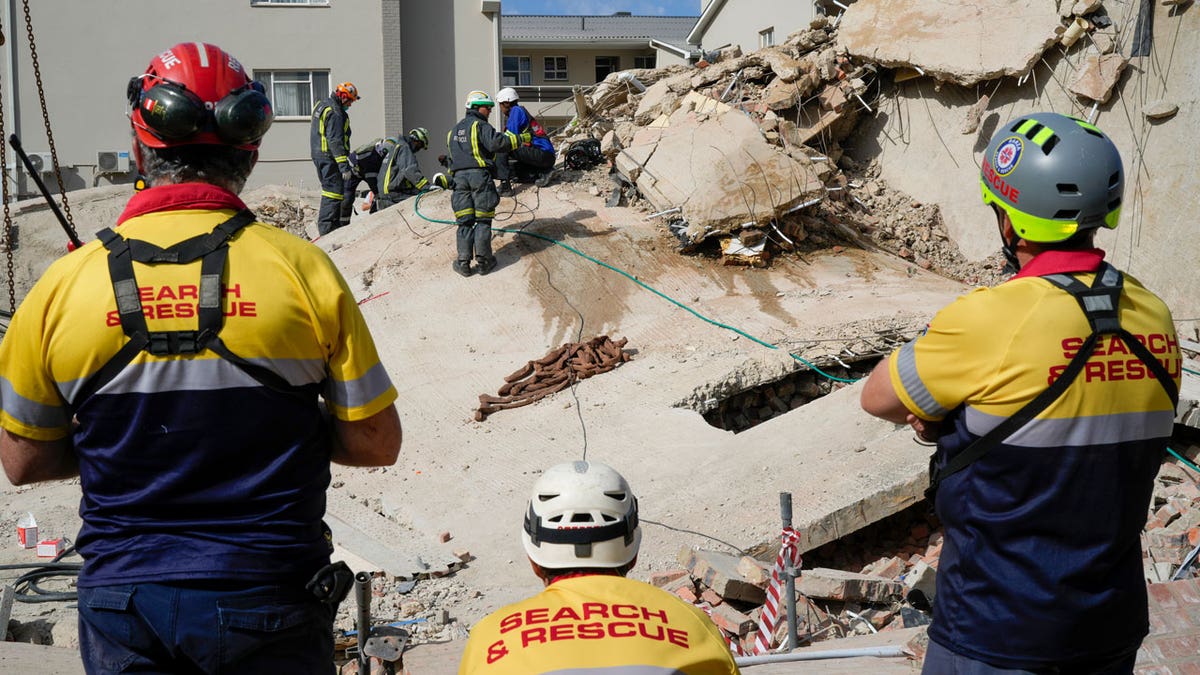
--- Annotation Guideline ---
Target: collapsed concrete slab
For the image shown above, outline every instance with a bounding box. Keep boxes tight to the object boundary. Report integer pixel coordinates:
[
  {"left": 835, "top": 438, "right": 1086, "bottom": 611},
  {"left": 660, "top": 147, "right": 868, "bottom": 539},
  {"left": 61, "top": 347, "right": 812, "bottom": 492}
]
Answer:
[
  {"left": 838, "top": 0, "right": 1062, "bottom": 86},
  {"left": 1069, "top": 53, "right": 1128, "bottom": 103},
  {"left": 614, "top": 92, "right": 829, "bottom": 247}
]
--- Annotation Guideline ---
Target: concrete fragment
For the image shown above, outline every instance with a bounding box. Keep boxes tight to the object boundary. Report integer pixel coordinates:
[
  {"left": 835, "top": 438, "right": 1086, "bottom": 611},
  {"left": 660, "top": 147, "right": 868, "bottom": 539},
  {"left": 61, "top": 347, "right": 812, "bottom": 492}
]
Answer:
[
  {"left": 759, "top": 47, "right": 806, "bottom": 83},
  {"left": 1072, "top": 0, "right": 1103, "bottom": 14},
  {"left": 903, "top": 560, "right": 937, "bottom": 604},
  {"left": 634, "top": 79, "right": 679, "bottom": 125},
  {"left": 1091, "top": 29, "right": 1118, "bottom": 54},
  {"left": 1069, "top": 53, "right": 1127, "bottom": 103},
  {"left": 721, "top": 236, "right": 769, "bottom": 268},
  {"left": 838, "top": 0, "right": 1061, "bottom": 86},
  {"left": 761, "top": 78, "right": 802, "bottom": 111},
  {"left": 1144, "top": 100, "right": 1179, "bottom": 120},
  {"left": 600, "top": 130, "right": 622, "bottom": 159},
  {"left": 708, "top": 603, "right": 754, "bottom": 636},
  {"left": 736, "top": 556, "right": 770, "bottom": 586},
  {"left": 961, "top": 94, "right": 990, "bottom": 135},
  {"left": 797, "top": 567, "right": 905, "bottom": 603},
  {"left": 648, "top": 568, "right": 689, "bottom": 587},
  {"left": 678, "top": 547, "right": 767, "bottom": 603}
]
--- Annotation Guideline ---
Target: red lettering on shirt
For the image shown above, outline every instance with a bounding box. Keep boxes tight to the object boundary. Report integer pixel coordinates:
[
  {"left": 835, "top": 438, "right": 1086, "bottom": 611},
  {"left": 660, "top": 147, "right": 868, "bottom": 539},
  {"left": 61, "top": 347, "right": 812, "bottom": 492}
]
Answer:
[
  {"left": 611, "top": 604, "right": 639, "bottom": 619},
  {"left": 582, "top": 603, "right": 609, "bottom": 620},
  {"left": 576, "top": 622, "right": 605, "bottom": 639},
  {"left": 224, "top": 284, "right": 242, "bottom": 299},
  {"left": 638, "top": 623, "right": 666, "bottom": 641},
  {"left": 1061, "top": 336, "right": 1084, "bottom": 359},
  {"left": 499, "top": 611, "right": 522, "bottom": 634},
  {"left": 549, "top": 623, "right": 574, "bottom": 641},
  {"left": 666, "top": 627, "right": 690, "bottom": 648},
  {"left": 641, "top": 606, "right": 669, "bottom": 624},
  {"left": 608, "top": 621, "right": 636, "bottom": 638},
  {"left": 486, "top": 639, "right": 508, "bottom": 663},
  {"left": 526, "top": 608, "right": 549, "bottom": 625},
  {"left": 156, "top": 286, "right": 177, "bottom": 301},
  {"left": 521, "top": 627, "right": 547, "bottom": 647},
  {"left": 178, "top": 285, "right": 198, "bottom": 300},
  {"left": 551, "top": 606, "right": 581, "bottom": 622}
]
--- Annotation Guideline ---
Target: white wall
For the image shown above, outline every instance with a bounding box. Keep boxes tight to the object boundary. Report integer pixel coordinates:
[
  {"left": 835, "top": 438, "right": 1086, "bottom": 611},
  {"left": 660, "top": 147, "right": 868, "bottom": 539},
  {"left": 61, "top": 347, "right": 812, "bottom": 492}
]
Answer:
[{"left": 695, "top": 0, "right": 815, "bottom": 54}]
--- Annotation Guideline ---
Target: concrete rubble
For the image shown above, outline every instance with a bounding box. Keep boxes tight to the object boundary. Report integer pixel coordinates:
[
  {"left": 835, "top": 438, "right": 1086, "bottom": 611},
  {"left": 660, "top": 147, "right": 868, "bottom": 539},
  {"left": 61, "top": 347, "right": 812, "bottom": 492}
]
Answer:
[{"left": 837, "top": 0, "right": 1062, "bottom": 86}]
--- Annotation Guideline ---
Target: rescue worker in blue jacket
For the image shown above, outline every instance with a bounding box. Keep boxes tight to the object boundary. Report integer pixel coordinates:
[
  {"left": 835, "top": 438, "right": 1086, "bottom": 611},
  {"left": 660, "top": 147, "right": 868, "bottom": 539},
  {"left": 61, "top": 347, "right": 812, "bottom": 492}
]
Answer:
[
  {"left": 442, "top": 91, "right": 527, "bottom": 277},
  {"left": 375, "top": 128, "right": 430, "bottom": 211},
  {"left": 495, "top": 87, "right": 556, "bottom": 195},
  {"left": 310, "top": 82, "right": 359, "bottom": 234},
  {"left": 347, "top": 135, "right": 397, "bottom": 213}
]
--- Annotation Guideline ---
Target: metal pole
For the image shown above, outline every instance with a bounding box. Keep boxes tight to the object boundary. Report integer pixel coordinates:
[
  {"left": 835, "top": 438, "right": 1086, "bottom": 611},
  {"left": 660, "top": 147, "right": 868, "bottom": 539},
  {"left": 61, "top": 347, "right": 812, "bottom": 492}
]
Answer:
[
  {"left": 354, "top": 571, "right": 373, "bottom": 675},
  {"left": 8, "top": 134, "right": 80, "bottom": 248},
  {"left": 780, "top": 492, "right": 798, "bottom": 651},
  {"left": 735, "top": 645, "right": 908, "bottom": 667}
]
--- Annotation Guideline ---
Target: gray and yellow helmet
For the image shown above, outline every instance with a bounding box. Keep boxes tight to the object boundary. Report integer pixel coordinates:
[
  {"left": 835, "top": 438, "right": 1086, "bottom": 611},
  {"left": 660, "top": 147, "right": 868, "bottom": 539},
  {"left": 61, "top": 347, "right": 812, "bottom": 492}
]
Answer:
[
  {"left": 980, "top": 112, "right": 1123, "bottom": 243},
  {"left": 408, "top": 127, "right": 429, "bottom": 147}
]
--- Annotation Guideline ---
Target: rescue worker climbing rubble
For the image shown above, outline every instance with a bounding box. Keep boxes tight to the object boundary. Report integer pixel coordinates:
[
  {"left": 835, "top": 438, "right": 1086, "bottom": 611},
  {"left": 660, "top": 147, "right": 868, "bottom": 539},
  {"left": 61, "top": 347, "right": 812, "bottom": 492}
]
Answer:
[
  {"left": 310, "top": 81, "right": 359, "bottom": 234},
  {"left": 375, "top": 127, "right": 430, "bottom": 210},
  {"left": 0, "top": 42, "right": 402, "bottom": 674},
  {"left": 444, "top": 90, "right": 528, "bottom": 277},
  {"left": 861, "top": 112, "right": 1181, "bottom": 674},
  {"left": 458, "top": 461, "right": 740, "bottom": 674},
  {"left": 348, "top": 135, "right": 398, "bottom": 213},
  {"left": 494, "top": 87, "right": 556, "bottom": 195}
]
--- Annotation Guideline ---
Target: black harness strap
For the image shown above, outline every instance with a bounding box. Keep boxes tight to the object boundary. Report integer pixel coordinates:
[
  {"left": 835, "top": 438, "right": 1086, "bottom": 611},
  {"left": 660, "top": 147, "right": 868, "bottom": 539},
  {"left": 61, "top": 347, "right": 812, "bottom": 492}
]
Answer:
[
  {"left": 926, "top": 263, "right": 1178, "bottom": 504},
  {"left": 74, "top": 210, "right": 296, "bottom": 404}
]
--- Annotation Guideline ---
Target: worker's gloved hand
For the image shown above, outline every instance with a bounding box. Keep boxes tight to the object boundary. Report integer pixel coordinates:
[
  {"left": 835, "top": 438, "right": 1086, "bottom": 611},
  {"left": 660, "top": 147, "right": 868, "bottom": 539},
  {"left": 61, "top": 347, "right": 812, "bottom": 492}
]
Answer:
[
  {"left": 518, "top": 131, "right": 533, "bottom": 145},
  {"left": 437, "top": 154, "right": 450, "bottom": 168},
  {"left": 433, "top": 172, "right": 450, "bottom": 190},
  {"left": 340, "top": 167, "right": 353, "bottom": 183}
]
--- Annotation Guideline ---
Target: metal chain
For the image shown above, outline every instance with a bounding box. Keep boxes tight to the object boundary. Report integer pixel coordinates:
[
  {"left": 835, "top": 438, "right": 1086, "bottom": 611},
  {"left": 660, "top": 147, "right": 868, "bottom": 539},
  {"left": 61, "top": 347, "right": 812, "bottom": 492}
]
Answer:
[
  {"left": 21, "top": 0, "right": 77, "bottom": 240},
  {"left": 0, "top": 16, "right": 15, "bottom": 311}
]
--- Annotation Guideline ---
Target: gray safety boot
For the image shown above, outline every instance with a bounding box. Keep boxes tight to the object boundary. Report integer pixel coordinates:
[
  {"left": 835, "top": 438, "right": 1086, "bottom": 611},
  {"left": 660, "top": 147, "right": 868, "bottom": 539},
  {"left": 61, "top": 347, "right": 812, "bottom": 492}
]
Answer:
[
  {"left": 476, "top": 256, "right": 497, "bottom": 276},
  {"left": 453, "top": 260, "right": 474, "bottom": 277}
]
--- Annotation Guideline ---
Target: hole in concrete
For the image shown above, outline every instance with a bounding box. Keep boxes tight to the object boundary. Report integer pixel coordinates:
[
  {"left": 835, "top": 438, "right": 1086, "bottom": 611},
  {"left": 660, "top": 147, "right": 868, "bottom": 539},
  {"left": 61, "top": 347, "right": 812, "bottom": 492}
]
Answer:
[
  {"left": 800, "top": 501, "right": 942, "bottom": 575},
  {"left": 695, "top": 355, "right": 883, "bottom": 433}
]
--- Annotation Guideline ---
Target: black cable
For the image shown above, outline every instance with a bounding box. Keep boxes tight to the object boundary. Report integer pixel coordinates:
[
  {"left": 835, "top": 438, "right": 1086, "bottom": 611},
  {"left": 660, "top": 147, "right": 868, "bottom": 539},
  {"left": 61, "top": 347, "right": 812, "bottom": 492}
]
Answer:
[
  {"left": 0, "top": 543, "right": 82, "bottom": 603},
  {"left": 640, "top": 518, "right": 748, "bottom": 557}
]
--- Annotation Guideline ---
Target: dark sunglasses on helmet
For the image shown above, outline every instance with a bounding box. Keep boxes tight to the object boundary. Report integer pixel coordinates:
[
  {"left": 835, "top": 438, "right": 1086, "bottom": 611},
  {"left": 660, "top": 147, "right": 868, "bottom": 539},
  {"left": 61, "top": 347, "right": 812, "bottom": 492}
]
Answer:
[{"left": 127, "top": 75, "right": 273, "bottom": 146}]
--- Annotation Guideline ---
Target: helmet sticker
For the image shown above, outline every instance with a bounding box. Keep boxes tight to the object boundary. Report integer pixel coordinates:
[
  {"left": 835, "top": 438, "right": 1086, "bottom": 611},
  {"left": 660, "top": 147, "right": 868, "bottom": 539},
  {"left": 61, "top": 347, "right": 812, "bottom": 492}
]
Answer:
[{"left": 994, "top": 137, "right": 1023, "bottom": 177}]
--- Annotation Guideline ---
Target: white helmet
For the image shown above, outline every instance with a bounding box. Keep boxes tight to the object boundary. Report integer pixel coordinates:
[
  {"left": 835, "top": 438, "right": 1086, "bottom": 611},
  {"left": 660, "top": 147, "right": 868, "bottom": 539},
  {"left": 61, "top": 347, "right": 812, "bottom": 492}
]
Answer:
[
  {"left": 522, "top": 461, "right": 641, "bottom": 570},
  {"left": 496, "top": 87, "right": 520, "bottom": 104}
]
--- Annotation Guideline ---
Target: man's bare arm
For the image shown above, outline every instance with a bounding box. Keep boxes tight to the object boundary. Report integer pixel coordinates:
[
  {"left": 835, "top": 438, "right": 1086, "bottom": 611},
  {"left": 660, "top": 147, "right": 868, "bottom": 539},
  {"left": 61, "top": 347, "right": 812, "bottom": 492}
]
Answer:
[
  {"left": 0, "top": 429, "right": 79, "bottom": 485},
  {"left": 331, "top": 404, "right": 402, "bottom": 467}
]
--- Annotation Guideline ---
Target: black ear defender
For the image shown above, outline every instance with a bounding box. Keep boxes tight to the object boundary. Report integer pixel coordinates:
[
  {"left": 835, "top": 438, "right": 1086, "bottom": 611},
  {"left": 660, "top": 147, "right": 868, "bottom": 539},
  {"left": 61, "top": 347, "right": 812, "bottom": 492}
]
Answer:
[{"left": 129, "top": 77, "right": 273, "bottom": 146}]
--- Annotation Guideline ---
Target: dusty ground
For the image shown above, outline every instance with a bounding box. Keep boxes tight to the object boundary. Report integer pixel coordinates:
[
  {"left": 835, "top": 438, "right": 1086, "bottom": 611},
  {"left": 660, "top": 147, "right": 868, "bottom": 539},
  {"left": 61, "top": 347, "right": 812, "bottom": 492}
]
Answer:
[{"left": 0, "top": 168, "right": 977, "bottom": 656}]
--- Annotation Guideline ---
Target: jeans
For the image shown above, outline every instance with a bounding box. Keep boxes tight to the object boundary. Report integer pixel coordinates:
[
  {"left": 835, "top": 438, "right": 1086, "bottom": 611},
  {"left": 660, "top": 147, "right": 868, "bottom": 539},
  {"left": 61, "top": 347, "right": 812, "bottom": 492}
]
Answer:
[
  {"left": 77, "top": 581, "right": 335, "bottom": 675},
  {"left": 922, "top": 638, "right": 1137, "bottom": 675}
]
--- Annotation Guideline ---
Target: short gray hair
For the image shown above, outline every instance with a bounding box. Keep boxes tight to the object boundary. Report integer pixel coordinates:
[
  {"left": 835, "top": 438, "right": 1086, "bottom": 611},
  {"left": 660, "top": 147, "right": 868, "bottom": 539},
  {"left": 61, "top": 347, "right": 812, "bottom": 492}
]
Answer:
[{"left": 137, "top": 140, "right": 255, "bottom": 194}]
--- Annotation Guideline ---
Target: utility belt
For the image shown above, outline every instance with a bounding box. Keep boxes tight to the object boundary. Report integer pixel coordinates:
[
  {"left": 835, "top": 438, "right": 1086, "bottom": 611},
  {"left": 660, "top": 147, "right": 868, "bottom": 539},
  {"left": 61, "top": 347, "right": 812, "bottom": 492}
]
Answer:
[{"left": 924, "top": 262, "right": 1179, "bottom": 512}]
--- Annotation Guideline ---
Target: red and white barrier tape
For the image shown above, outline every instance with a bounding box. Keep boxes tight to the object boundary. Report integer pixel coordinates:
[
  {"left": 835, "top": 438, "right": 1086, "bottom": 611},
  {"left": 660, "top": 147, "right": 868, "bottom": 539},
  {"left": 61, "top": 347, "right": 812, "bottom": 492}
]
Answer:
[
  {"left": 698, "top": 602, "right": 746, "bottom": 656},
  {"left": 749, "top": 526, "right": 802, "bottom": 655}
]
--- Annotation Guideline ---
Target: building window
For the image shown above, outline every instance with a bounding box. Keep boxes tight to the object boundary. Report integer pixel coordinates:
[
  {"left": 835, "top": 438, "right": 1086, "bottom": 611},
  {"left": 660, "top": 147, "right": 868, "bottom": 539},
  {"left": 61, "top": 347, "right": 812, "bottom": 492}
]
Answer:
[
  {"left": 544, "top": 56, "right": 568, "bottom": 81},
  {"left": 759, "top": 27, "right": 775, "bottom": 48},
  {"left": 255, "top": 70, "right": 329, "bottom": 118},
  {"left": 594, "top": 56, "right": 619, "bottom": 82},
  {"left": 634, "top": 55, "right": 656, "bottom": 69},
  {"left": 503, "top": 56, "right": 531, "bottom": 86}
]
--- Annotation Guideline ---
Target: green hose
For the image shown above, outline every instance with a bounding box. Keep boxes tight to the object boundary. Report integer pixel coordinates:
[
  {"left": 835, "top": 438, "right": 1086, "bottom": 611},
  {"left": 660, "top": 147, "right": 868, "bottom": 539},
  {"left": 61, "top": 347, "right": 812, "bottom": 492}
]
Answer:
[{"left": 412, "top": 190, "right": 860, "bottom": 383}]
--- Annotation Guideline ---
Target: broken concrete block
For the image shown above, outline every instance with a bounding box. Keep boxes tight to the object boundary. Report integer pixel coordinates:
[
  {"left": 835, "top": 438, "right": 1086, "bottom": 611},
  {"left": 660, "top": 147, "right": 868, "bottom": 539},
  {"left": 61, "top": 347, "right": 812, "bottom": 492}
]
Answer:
[
  {"left": 818, "top": 84, "right": 849, "bottom": 113},
  {"left": 736, "top": 556, "right": 770, "bottom": 586},
  {"left": 759, "top": 47, "right": 806, "bottom": 83},
  {"left": 796, "top": 568, "right": 905, "bottom": 604},
  {"left": 648, "top": 568, "right": 689, "bottom": 587},
  {"left": 838, "top": 0, "right": 1061, "bottom": 86},
  {"left": 708, "top": 603, "right": 754, "bottom": 636},
  {"left": 1144, "top": 100, "right": 1179, "bottom": 120},
  {"left": 674, "top": 585, "right": 699, "bottom": 604},
  {"left": 600, "top": 130, "right": 622, "bottom": 160},
  {"left": 634, "top": 79, "right": 679, "bottom": 125},
  {"left": 700, "top": 588, "right": 724, "bottom": 606},
  {"left": 1069, "top": 53, "right": 1127, "bottom": 103},
  {"left": 1072, "top": 0, "right": 1103, "bottom": 15},
  {"left": 721, "top": 236, "right": 769, "bottom": 268},
  {"left": 678, "top": 547, "right": 767, "bottom": 603},
  {"left": 961, "top": 94, "right": 990, "bottom": 135},
  {"left": 904, "top": 559, "right": 937, "bottom": 604}
]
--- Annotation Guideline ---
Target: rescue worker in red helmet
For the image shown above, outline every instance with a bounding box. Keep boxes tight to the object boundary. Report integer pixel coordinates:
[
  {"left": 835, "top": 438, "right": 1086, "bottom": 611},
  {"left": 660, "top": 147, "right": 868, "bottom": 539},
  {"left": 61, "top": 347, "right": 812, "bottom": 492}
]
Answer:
[
  {"left": 0, "top": 43, "right": 402, "bottom": 674},
  {"left": 310, "top": 81, "right": 360, "bottom": 234}
]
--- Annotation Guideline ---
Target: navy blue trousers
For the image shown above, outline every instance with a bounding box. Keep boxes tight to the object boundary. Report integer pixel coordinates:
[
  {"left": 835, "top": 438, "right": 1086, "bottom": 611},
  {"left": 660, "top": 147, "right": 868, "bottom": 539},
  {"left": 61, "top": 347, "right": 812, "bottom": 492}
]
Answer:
[
  {"left": 923, "top": 638, "right": 1137, "bottom": 675},
  {"left": 77, "top": 581, "right": 335, "bottom": 674}
]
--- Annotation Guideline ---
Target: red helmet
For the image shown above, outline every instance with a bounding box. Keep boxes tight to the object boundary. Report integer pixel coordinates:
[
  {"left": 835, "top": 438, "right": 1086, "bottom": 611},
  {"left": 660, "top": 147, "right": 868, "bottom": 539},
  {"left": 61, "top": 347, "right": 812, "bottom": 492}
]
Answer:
[{"left": 127, "top": 42, "right": 273, "bottom": 150}]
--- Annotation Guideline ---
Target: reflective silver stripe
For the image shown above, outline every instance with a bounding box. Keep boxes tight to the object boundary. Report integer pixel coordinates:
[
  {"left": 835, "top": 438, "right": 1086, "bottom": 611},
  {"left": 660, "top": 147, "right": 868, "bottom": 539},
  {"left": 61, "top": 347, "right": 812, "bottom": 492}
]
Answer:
[
  {"left": 1043, "top": 273, "right": 1075, "bottom": 287},
  {"left": 59, "top": 357, "right": 327, "bottom": 403},
  {"left": 1083, "top": 294, "right": 1112, "bottom": 313},
  {"left": 324, "top": 361, "right": 393, "bottom": 410},
  {"left": 896, "top": 340, "right": 949, "bottom": 418},
  {"left": 963, "top": 406, "right": 1175, "bottom": 447},
  {"left": 1100, "top": 264, "right": 1120, "bottom": 286},
  {"left": 0, "top": 377, "right": 70, "bottom": 430}
]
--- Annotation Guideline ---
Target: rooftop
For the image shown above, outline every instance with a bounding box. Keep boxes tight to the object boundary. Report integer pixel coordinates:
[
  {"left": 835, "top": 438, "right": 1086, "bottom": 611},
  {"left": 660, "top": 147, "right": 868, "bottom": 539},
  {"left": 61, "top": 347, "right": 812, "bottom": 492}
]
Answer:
[{"left": 501, "top": 14, "right": 697, "bottom": 45}]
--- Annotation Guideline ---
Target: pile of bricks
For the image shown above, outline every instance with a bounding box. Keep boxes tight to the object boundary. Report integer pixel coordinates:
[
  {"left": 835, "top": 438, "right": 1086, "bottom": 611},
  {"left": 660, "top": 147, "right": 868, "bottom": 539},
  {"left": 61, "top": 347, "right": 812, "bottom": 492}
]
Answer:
[
  {"left": 1143, "top": 446, "right": 1200, "bottom": 582},
  {"left": 474, "top": 336, "right": 631, "bottom": 421}
]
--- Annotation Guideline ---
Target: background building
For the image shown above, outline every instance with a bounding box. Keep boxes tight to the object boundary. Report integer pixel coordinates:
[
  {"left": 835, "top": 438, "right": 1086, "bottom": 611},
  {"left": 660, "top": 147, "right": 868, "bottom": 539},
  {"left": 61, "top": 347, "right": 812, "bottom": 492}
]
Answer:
[{"left": 687, "top": 0, "right": 819, "bottom": 58}]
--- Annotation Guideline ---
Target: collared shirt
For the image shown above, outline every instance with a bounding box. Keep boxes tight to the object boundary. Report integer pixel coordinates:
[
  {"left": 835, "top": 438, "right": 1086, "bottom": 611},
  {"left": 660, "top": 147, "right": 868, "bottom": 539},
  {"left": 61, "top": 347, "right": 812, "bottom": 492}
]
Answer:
[
  {"left": 0, "top": 183, "right": 397, "bottom": 586},
  {"left": 886, "top": 247, "right": 1181, "bottom": 667},
  {"left": 459, "top": 575, "right": 740, "bottom": 674}
]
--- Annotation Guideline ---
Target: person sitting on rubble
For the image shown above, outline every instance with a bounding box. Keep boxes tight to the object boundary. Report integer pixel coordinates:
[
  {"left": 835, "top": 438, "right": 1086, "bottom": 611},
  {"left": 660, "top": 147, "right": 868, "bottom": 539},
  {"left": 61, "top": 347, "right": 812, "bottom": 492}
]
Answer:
[
  {"left": 494, "top": 87, "right": 555, "bottom": 195},
  {"left": 861, "top": 112, "right": 1181, "bottom": 674},
  {"left": 0, "top": 42, "right": 402, "bottom": 673},
  {"left": 375, "top": 127, "right": 431, "bottom": 211},
  {"left": 347, "top": 135, "right": 398, "bottom": 213},
  {"left": 457, "top": 460, "right": 740, "bottom": 674}
]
